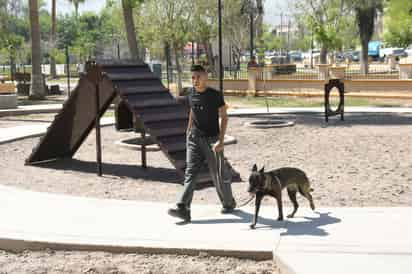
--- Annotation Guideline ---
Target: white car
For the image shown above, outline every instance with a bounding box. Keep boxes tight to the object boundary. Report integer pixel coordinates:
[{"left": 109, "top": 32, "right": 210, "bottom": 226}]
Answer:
[
  {"left": 380, "top": 47, "right": 407, "bottom": 60},
  {"left": 405, "top": 45, "right": 412, "bottom": 57}
]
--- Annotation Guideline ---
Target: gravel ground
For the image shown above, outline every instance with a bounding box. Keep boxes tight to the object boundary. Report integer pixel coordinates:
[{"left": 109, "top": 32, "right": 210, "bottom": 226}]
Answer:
[
  {"left": 1, "top": 113, "right": 412, "bottom": 207},
  {"left": 0, "top": 251, "right": 276, "bottom": 274},
  {"left": 1, "top": 112, "right": 412, "bottom": 273}
]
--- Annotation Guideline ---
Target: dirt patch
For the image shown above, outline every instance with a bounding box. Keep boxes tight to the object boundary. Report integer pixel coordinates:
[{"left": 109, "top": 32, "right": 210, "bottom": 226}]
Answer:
[
  {"left": 1, "top": 113, "right": 412, "bottom": 207},
  {"left": 0, "top": 251, "right": 276, "bottom": 274}
]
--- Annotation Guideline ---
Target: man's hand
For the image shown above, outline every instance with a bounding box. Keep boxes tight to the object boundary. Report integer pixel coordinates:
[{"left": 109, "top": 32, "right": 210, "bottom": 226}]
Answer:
[{"left": 213, "top": 141, "right": 224, "bottom": 152}]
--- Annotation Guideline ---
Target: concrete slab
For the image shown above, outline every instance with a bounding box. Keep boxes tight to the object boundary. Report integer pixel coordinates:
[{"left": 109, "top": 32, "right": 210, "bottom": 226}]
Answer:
[
  {"left": 0, "top": 94, "right": 17, "bottom": 109},
  {"left": 0, "top": 104, "right": 62, "bottom": 117},
  {"left": 274, "top": 207, "right": 412, "bottom": 274},
  {"left": 0, "top": 185, "right": 283, "bottom": 259},
  {"left": 0, "top": 117, "right": 114, "bottom": 144}
]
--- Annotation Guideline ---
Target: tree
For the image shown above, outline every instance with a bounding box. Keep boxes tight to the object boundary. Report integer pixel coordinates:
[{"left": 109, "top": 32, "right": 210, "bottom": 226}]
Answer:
[
  {"left": 383, "top": 0, "right": 412, "bottom": 48},
  {"left": 191, "top": 0, "right": 218, "bottom": 73},
  {"left": 68, "top": 0, "right": 85, "bottom": 18},
  {"left": 295, "top": 0, "right": 350, "bottom": 64},
  {"left": 140, "top": 0, "right": 193, "bottom": 93},
  {"left": 29, "top": 0, "right": 45, "bottom": 99},
  {"left": 349, "top": 0, "right": 382, "bottom": 74},
  {"left": 121, "top": 0, "right": 142, "bottom": 60}
]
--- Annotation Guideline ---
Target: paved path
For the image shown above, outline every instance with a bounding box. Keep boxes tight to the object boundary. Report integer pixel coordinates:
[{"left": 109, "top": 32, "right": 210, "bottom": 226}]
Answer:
[
  {"left": 275, "top": 207, "right": 412, "bottom": 274},
  {"left": 0, "top": 104, "right": 63, "bottom": 117},
  {"left": 0, "top": 117, "right": 114, "bottom": 145},
  {"left": 0, "top": 184, "right": 411, "bottom": 273},
  {"left": 0, "top": 184, "right": 278, "bottom": 260}
]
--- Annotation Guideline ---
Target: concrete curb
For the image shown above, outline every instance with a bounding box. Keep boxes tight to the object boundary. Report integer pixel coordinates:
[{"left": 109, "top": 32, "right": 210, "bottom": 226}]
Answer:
[
  {"left": 0, "top": 185, "right": 278, "bottom": 260},
  {"left": 0, "top": 118, "right": 115, "bottom": 145},
  {"left": 0, "top": 238, "right": 273, "bottom": 261}
]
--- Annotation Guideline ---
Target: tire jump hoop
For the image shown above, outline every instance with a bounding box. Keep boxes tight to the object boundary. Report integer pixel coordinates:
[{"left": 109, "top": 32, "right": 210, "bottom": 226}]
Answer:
[{"left": 324, "top": 79, "right": 345, "bottom": 122}]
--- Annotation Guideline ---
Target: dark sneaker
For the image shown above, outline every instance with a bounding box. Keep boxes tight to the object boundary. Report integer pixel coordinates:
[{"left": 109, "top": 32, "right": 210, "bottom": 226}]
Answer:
[
  {"left": 168, "top": 206, "right": 191, "bottom": 222},
  {"left": 221, "top": 200, "right": 237, "bottom": 214}
]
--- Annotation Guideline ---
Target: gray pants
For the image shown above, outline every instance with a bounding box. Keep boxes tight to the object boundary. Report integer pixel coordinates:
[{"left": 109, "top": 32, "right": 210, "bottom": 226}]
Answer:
[{"left": 177, "top": 133, "right": 235, "bottom": 209}]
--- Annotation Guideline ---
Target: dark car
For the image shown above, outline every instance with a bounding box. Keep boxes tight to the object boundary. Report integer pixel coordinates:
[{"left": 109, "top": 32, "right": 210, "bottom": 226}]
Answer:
[{"left": 343, "top": 50, "right": 360, "bottom": 62}]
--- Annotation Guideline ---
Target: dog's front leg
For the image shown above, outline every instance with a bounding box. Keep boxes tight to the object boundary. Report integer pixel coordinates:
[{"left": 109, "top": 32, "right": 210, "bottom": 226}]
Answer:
[
  {"left": 276, "top": 191, "right": 284, "bottom": 221},
  {"left": 250, "top": 193, "right": 263, "bottom": 229}
]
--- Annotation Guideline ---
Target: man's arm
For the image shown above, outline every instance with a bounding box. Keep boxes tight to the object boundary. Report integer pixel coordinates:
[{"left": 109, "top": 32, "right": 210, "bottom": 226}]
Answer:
[
  {"left": 187, "top": 109, "right": 193, "bottom": 134},
  {"left": 213, "top": 104, "right": 228, "bottom": 152},
  {"left": 218, "top": 104, "right": 228, "bottom": 143}
]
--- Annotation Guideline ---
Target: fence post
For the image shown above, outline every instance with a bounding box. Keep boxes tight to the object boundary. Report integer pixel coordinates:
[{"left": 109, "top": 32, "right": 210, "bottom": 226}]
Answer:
[
  {"left": 399, "top": 63, "right": 412, "bottom": 79},
  {"left": 247, "top": 67, "right": 258, "bottom": 96},
  {"left": 318, "top": 64, "right": 330, "bottom": 81},
  {"left": 329, "top": 66, "right": 346, "bottom": 80}
]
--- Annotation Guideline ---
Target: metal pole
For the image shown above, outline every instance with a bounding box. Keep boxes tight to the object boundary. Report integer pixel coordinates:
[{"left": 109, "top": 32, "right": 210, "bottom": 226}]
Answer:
[
  {"left": 250, "top": 13, "right": 254, "bottom": 59},
  {"left": 95, "top": 82, "right": 102, "bottom": 176},
  {"left": 65, "top": 46, "right": 71, "bottom": 97},
  {"left": 191, "top": 41, "right": 195, "bottom": 65},
  {"left": 280, "top": 12, "right": 283, "bottom": 55},
  {"left": 165, "top": 43, "right": 170, "bottom": 89},
  {"left": 310, "top": 28, "right": 314, "bottom": 69},
  {"left": 287, "top": 19, "right": 291, "bottom": 61},
  {"left": 141, "top": 129, "right": 147, "bottom": 168},
  {"left": 117, "top": 40, "right": 121, "bottom": 60},
  {"left": 218, "top": 0, "right": 223, "bottom": 92}
]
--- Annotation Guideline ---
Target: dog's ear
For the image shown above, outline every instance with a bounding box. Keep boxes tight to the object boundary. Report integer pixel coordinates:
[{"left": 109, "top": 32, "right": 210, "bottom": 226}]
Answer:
[
  {"left": 252, "top": 164, "right": 258, "bottom": 172},
  {"left": 259, "top": 166, "right": 265, "bottom": 173}
]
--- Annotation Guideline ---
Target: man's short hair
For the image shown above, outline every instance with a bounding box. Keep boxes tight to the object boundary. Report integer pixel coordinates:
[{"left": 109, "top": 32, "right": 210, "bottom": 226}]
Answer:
[{"left": 190, "top": 64, "right": 206, "bottom": 73}]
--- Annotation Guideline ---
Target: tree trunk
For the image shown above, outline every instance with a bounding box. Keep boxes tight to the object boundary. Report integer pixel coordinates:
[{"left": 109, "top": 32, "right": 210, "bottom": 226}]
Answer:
[
  {"left": 360, "top": 39, "right": 369, "bottom": 74},
  {"left": 174, "top": 47, "right": 182, "bottom": 95},
  {"left": 74, "top": 3, "right": 79, "bottom": 18},
  {"left": 320, "top": 47, "right": 328, "bottom": 64},
  {"left": 204, "top": 41, "right": 216, "bottom": 77},
  {"left": 50, "top": 0, "right": 57, "bottom": 78},
  {"left": 121, "top": 0, "right": 140, "bottom": 60},
  {"left": 29, "top": 0, "right": 45, "bottom": 100},
  {"left": 356, "top": 7, "right": 376, "bottom": 75}
]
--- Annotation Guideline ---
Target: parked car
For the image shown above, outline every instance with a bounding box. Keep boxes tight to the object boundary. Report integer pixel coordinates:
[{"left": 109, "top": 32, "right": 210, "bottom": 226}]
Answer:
[
  {"left": 288, "top": 51, "right": 303, "bottom": 62},
  {"left": 405, "top": 45, "right": 412, "bottom": 57},
  {"left": 268, "top": 52, "right": 289, "bottom": 64},
  {"left": 343, "top": 50, "right": 360, "bottom": 62},
  {"left": 380, "top": 47, "right": 407, "bottom": 61},
  {"left": 302, "top": 49, "right": 320, "bottom": 60}
]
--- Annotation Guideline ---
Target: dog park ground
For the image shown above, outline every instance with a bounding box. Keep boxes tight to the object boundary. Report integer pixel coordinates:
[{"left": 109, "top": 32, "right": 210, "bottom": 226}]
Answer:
[{"left": 1, "top": 101, "right": 412, "bottom": 273}]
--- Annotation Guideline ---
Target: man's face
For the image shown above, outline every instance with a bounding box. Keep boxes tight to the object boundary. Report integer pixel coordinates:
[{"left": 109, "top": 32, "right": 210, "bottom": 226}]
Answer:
[{"left": 192, "top": 71, "right": 207, "bottom": 91}]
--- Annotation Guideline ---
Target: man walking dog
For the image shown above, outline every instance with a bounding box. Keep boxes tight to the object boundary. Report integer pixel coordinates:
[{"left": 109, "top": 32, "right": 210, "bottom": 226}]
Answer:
[{"left": 168, "top": 65, "right": 236, "bottom": 223}]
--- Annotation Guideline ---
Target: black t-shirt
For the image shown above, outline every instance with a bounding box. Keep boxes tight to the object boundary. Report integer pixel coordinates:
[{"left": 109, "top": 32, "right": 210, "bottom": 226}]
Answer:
[{"left": 188, "top": 87, "right": 225, "bottom": 137}]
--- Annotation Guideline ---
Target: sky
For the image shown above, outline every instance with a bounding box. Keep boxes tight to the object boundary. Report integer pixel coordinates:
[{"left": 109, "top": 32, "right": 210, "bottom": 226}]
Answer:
[{"left": 45, "top": 0, "right": 293, "bottom": 26}]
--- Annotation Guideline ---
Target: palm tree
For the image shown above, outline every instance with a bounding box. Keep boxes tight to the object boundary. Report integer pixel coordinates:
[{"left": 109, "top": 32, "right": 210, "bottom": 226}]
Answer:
[
  {"left": 121, "top": 0, "right": 141, "bottom": 60},
  {"left": 29, "top": 0, "right": 45, "bottom": 99},
  {"left": 68, "top": 0, "right": 85, "bottom": 18},
  {"left": 50, "top": 0, "right": 57, "bottom": 78},
  {"left": 351, "top": 0, "right": 383, "bottom": 74}
]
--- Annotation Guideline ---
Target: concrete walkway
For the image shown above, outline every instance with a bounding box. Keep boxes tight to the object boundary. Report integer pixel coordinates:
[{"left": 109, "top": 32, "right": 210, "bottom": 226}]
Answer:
[
  {"left": 0, "top": 117, "right": 114, "bottom": 145},
  {"left": 0, "top": 184, "right": 411, "bottom": 274},
  {"left": 0, "top": 104, "right": 62, "bottom": 117}
]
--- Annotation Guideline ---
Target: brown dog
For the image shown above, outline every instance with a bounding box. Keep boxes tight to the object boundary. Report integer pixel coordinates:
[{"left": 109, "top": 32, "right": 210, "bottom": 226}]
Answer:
[{"left": 248, "top": 164, "right": 315, "bottom": 229}]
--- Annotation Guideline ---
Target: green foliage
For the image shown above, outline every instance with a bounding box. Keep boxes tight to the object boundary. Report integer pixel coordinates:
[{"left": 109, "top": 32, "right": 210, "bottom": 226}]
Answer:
[
  {"left": 296, "top": 0, "right": 354, "bottom": 52},
  {"left": 383, "top": 0, "right": 412, "bottom": 47}
]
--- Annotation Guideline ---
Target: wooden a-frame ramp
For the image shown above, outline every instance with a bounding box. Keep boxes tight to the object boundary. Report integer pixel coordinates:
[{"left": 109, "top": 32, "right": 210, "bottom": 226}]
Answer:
[{"left": 26, "top": 60, "right": 239, "bottom": 184}]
